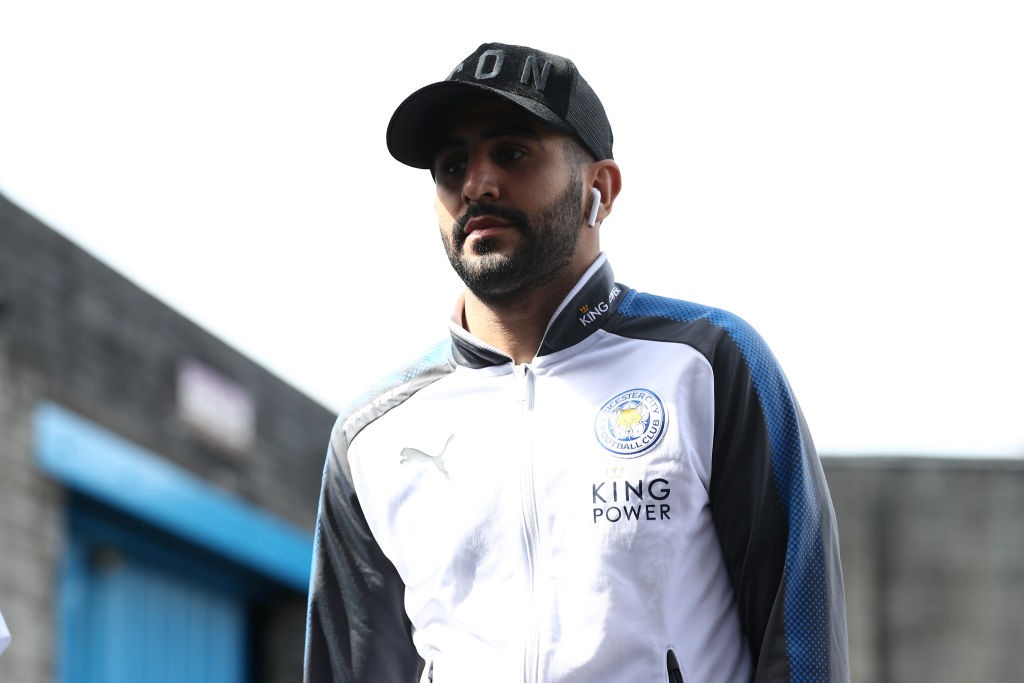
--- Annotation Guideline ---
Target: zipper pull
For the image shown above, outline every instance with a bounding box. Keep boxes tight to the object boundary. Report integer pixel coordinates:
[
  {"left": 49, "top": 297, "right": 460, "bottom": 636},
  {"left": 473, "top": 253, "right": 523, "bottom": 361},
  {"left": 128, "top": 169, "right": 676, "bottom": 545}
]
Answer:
[{"left": 515, "top": 363, "right": 535, "bottom": 408}]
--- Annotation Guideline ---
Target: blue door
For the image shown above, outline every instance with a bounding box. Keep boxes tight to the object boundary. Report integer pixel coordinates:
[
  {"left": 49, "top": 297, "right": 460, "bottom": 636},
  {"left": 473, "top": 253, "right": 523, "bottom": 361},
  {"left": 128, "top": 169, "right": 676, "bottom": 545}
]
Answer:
[
  {"left": 78, "top": 547, "right": 246, "bottom": 683},
  {"left": 59, "top": 501, "right": 252, "bottom": 683}
]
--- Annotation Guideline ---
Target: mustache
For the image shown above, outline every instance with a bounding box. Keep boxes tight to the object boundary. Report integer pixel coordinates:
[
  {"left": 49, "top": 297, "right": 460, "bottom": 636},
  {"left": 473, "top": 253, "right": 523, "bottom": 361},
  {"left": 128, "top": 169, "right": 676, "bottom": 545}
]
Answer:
[{"left": 454, "top": 204, "right": 530, "bottom": 236}]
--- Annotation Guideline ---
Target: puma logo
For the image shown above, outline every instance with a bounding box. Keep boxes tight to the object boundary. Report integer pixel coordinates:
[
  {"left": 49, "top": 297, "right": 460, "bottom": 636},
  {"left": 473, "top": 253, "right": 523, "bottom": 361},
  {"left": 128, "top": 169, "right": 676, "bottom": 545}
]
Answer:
[{"left": 400, "top": 434, "right": 454, "bottom": 480}]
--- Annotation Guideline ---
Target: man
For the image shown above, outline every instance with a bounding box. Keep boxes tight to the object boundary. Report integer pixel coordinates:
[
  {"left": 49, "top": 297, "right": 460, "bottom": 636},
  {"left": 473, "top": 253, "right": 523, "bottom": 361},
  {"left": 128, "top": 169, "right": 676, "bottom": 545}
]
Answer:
[{"left": 305, "top": 43, "right": 848, "bottom": 682}]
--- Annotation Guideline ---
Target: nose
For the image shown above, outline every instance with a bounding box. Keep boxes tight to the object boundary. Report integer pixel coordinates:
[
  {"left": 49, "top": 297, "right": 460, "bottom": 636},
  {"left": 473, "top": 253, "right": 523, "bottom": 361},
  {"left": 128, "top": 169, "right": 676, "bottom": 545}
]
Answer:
[{"left": 461, "top": 154, "right": 500, "bottom": 204}]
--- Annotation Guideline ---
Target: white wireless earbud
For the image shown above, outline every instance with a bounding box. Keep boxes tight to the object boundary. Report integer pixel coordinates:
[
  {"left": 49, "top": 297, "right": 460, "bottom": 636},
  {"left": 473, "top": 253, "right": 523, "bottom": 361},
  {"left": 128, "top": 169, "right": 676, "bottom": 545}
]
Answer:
[{"left": 587, "top": 187, "right": 602, "bottom": 227}]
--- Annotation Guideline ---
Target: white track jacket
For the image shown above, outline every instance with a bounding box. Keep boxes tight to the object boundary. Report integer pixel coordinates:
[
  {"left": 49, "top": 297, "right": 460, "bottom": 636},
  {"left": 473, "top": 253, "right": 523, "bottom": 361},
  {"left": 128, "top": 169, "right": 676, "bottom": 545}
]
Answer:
[{"left": 304, "top": 255, "right": 848, "bottom": 682}]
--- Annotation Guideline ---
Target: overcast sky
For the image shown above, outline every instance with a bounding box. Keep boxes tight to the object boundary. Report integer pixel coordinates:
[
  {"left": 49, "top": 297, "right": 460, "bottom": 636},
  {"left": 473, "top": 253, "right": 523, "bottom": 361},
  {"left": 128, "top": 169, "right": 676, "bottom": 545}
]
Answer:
[{"left": 2, "top": 1, "right": 1021, "bottom": 457}]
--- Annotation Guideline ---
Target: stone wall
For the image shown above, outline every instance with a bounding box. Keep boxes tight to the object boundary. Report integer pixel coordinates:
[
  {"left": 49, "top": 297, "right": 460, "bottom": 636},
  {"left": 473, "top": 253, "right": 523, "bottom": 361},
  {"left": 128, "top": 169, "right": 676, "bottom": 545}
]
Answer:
[{"left": 826, "top": 456, "right": 1024, "bottom": 683}]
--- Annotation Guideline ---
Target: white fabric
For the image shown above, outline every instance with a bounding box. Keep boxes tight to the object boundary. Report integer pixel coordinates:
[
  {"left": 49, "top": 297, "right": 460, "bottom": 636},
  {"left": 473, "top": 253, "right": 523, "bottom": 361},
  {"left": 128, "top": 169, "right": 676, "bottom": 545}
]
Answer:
[
  {"left": 0, "top": 609, "right": 11, "bottom": 656},
  {"left": 348, "top": 330, "right": 751, "bottom": 682}
]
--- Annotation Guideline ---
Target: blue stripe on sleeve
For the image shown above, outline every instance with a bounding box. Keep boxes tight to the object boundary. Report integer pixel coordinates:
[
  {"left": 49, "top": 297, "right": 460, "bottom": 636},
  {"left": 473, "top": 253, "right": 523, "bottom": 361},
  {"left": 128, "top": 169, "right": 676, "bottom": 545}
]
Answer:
[{"left": 618, "top": 291, "right": 830, "bottom": 680}]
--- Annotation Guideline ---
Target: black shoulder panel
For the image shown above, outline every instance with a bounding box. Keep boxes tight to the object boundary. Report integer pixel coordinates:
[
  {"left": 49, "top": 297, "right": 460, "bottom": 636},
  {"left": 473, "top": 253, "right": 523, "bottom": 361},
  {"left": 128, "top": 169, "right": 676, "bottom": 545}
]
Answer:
[{"left": 305, "top": 339, "right": 455, "bottom": 683}]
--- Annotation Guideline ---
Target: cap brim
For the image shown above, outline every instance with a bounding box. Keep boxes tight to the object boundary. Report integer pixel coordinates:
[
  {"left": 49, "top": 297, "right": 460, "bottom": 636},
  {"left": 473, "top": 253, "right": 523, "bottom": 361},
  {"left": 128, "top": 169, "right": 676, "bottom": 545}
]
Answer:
[{"left": 386, "top": 81, "right": 571, "bottom": 170}]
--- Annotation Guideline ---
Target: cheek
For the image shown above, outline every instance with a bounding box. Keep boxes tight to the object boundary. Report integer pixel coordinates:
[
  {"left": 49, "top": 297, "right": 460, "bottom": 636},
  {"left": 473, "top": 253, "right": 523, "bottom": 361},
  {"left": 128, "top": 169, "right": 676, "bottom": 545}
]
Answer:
[
  {"left": 434, "top": 194, "right": 449, "bottom": 217},
  {"left": 438, "top": 185, "right": 468, "bottom": 215},
  {"left": 435, "top": 191, "right": 461, "bottom": 219},
  {"left": 435, "top": 197, "right": 458, "bottom": 246}
]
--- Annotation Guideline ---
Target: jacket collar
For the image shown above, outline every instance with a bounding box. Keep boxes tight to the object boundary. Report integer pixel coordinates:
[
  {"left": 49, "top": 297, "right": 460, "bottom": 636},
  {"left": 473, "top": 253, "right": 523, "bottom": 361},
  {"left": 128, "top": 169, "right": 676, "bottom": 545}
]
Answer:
[{"left": 448, "top": 254, "right": 626, "bottom": 368}]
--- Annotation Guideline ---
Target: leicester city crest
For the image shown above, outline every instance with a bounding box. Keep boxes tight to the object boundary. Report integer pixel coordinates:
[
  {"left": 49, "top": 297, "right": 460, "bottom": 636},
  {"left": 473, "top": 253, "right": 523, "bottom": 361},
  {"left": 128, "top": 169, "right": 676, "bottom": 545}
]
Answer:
[{"left": 594, "top": 388, "right": 667, "bottom": 458}]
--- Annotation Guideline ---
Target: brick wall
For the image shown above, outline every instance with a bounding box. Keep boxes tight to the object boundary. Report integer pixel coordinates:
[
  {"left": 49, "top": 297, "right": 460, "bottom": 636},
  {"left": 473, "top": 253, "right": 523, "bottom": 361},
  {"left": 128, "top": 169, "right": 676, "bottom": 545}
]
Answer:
[{"left": 0, "top": 329, "right": 63, "bottom": 683}]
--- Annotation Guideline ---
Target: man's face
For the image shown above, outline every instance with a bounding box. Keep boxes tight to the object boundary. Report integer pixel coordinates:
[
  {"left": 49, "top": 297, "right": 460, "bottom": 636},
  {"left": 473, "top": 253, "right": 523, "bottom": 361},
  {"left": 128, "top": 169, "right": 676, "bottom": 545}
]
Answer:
[{"left": 432, "top": 98, "right": 586, "bottom": 303}]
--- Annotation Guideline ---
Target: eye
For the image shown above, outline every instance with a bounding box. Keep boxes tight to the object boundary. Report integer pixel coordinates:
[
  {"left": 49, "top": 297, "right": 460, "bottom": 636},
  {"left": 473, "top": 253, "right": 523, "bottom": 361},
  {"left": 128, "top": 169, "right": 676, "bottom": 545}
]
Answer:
[
  {"left": 496, "top": 147, "right": 526, "bottom": 164},
  {"left": 435, "top": 153, "right": 466, "bottom": 177}
]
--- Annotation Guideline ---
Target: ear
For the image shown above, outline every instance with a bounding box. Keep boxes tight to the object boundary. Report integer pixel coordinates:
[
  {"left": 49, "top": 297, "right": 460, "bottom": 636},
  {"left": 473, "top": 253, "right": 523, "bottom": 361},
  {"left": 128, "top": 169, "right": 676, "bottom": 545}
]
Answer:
[{"left": 586, "top": 160, "right": 622, "bottom": 227}]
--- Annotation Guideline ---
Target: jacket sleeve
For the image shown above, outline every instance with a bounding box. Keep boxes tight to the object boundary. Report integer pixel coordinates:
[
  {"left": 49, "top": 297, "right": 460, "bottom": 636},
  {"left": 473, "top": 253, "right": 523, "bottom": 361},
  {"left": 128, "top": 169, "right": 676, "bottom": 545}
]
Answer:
[
  {"left": 707, "top": 318, "right": 849, "bottom": 682},
  {"left": 303, "top": 421, "right": 420, "bottom": 683}
]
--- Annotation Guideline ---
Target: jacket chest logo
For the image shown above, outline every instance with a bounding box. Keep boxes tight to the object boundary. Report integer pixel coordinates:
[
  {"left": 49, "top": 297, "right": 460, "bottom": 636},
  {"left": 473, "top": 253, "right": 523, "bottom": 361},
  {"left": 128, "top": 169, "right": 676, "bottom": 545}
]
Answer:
[
  {"left": 399, "top": 434, "right": 453, "bottom": 479},
  {"left": 594, "top": 388, "right": 666, "bottom": 458}
]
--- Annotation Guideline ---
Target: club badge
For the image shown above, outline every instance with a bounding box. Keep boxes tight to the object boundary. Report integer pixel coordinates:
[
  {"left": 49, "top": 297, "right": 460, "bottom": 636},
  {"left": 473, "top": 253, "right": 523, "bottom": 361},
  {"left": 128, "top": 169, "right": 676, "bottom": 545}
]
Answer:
[{"left": 594, "top": 388, "right": 666, "bottom": 458}]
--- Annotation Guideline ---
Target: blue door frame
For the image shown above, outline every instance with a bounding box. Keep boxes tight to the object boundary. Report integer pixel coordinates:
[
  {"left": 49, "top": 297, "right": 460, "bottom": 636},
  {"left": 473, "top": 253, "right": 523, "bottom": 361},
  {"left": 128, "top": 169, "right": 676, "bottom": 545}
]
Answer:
[{"left": 34, "top": 402, "right": 315, "bottom": 683}]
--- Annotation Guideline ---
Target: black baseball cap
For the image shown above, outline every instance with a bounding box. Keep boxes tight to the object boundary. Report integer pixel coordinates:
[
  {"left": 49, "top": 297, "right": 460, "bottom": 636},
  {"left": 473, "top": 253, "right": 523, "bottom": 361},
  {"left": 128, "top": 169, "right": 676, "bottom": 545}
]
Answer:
[{"left": 386, "top": 43, "right": 614, "bottom": 169}]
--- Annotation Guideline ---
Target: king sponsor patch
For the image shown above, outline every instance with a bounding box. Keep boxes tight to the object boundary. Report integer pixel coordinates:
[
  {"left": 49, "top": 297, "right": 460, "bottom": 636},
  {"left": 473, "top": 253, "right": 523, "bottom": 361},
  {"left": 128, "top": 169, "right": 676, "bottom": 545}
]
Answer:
[{"left": 594, "top": 388, "right": 666, "bottom": 458}]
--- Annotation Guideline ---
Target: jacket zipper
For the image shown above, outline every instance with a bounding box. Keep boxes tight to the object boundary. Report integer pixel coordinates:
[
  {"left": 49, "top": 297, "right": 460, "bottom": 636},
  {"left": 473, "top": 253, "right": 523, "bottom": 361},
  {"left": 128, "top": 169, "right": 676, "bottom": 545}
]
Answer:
[
  {"left": 516, "top": 363, "right": 540, "bottom": 683},
  {"left": 667, "top": 649, "right": 684, "bottom": 683}
]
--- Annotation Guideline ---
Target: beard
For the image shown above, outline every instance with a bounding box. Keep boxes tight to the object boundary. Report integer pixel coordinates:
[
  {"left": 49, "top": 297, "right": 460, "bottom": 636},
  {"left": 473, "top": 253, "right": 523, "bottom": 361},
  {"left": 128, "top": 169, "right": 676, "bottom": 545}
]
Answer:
[{"left": 444, "top": 171, "right": 585, "bottom": 303}]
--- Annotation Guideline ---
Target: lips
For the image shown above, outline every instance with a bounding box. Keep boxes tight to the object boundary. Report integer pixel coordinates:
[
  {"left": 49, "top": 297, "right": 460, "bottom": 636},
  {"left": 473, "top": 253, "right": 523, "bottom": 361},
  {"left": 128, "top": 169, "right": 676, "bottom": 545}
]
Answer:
[{"left": 464, "top": 216, "right": 514, "bottom": 235}]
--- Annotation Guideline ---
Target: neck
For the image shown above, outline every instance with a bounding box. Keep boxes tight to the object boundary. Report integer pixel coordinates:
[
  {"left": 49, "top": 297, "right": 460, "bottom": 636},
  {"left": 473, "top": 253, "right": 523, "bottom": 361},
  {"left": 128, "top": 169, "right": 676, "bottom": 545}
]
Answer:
[{"left": 461, "top": 269, "right": 583, "bottom": 364}]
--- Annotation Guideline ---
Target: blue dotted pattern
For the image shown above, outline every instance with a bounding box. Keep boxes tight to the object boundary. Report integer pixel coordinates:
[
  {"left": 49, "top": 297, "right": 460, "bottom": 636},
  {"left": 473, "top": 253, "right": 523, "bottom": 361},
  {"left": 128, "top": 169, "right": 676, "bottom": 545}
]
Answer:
[
  {"left": 339, "top": 338, "right": 453, "bottom": 418},
  {"left": 618, "top": 291, "right": 830, "bottom": 680}
]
